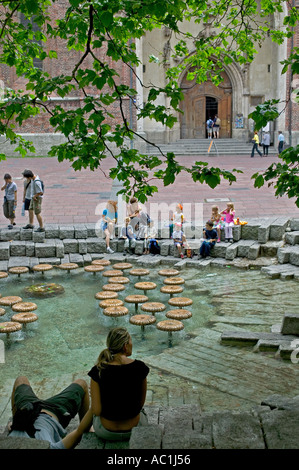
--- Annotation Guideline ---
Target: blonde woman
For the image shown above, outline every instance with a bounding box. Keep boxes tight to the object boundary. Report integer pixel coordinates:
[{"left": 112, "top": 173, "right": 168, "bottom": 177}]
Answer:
[{"left": 88, "top": 328, "right": 149, "bottom": 441}]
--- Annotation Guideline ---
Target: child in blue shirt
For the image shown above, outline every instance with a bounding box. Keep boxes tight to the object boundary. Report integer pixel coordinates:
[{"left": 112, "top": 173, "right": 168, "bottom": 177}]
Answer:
[{"left": 199, "top": 220, "right": 217, "bottom": 258}]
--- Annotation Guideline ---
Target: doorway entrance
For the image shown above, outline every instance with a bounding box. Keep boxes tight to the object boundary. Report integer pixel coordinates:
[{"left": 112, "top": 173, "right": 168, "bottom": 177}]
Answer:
[{"left": 179, "top": 69, "right": 232, "bottom": 139}]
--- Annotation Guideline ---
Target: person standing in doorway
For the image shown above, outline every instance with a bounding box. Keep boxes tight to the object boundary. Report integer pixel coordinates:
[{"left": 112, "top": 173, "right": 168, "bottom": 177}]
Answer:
[
  {"left": 22, "top": 170, "right": 44, "bottom": 232},
  {"left": 262, "top": 131, "right": 270, "bottom": 156},
  {"left": 206, "top": 117, "right": 213, "bottom": 139},
  {"left": 251, "top": 131, "right": 262, "bottom": 158},
  {"left": 278, "top": 131, "right": 285, "bottom": 154}
]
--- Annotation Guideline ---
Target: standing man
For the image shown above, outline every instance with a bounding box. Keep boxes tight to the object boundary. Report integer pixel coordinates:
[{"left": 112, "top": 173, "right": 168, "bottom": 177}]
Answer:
[
  {"left": 213, "top": 115, "right": 221, "bottom": 139},
  {"left": 278, "top": 131, "right": 285, "bottom": 154},
  {"left": 261, "top": 131, "right": 270, "bottom": 156},
  {"left": 251, "top": 131, "right": 263, "bottom": 158},
  {"left": 22, "top": 169, "right": 45, "bottom": 232},
  {"left": 1, "top": 173, "right": 17, "bottom": 229},
  {"left": 206, "top": 117, "right": 213, "bottom": 139}
]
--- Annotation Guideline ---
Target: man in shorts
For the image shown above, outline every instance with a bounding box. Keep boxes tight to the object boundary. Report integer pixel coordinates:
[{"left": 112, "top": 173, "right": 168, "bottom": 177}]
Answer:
[
  {"left": 1, "top": 173, "right": 17, "bottom": 229},
  {"left": 8, "top": 375, "right": 92, "bottom": 449},
  {"left": 22, "top": 169, "right": 45, "bottom": 232}
]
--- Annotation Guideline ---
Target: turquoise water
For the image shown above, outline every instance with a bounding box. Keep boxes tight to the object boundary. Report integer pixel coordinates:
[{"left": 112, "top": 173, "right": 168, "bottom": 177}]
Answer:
[{"left": 0, "top": 264, "right": 297, "bottom": 383}]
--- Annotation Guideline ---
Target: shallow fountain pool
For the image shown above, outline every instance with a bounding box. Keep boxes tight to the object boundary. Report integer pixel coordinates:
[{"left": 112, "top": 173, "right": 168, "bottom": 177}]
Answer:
[{"left": 0, "top": 262, "right": 298, "bottom": 413}]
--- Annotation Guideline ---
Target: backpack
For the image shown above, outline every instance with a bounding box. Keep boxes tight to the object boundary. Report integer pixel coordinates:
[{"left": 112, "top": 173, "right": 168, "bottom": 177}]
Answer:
[
  {"left": 207, "top": 119, "right": 213, "bottom": 128},
  {"left": 26, "top": 178, "right": 45, "bottom": 194},
  {"left": 216, "top": 118, "right": 221, "bottom": 126},
  {"left": 149, "top": 239, "right": 160, "bottom": 255}
]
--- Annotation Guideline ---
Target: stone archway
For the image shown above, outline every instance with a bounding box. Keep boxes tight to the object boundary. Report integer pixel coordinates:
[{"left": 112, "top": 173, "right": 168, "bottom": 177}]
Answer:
[{"left": 179, "top": 69, "right": 233, "bottom": 139}]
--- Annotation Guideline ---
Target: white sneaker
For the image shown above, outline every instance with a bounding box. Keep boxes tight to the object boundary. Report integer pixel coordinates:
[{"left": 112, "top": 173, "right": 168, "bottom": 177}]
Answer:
[{"left": 107, "top": 247, "right": 114, "bottom": 254}]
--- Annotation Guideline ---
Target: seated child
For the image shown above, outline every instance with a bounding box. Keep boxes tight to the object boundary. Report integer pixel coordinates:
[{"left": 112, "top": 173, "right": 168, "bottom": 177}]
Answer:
[
  {"left": 172, "top": 222, "right": 189, "bottom": 259},
  {"left": 199, "top": 220, "right": 217, "bottom": 258},
  {"left": 119, "top": 217, "right": 136, "bottom": 254},
  {"left": 220, "top": 202, "right": 235, "bottom": 243},
  {"left": 210, "top": 205, "right": 224, "bottom": 243},
  {"left": 169, "top": 204, "right": 185, "bottom": 237}
]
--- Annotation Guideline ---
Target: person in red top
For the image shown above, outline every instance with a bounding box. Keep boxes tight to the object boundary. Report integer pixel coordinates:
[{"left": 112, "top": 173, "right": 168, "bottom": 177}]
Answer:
[{"left": 88, "top": 327, "right": 149, "bottom": 441}]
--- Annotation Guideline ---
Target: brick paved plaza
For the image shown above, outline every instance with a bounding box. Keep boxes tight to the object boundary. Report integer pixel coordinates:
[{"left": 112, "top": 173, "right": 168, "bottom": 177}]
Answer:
[{"left": 0, "top": 153, "right": 298, "bottom": 228}]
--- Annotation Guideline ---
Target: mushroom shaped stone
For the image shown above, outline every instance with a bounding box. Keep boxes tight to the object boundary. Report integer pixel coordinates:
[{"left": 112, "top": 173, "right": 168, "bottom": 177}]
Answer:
[
  {"left": 99, "top": 299, "right": 124, "bottom": 309},
  {"left": 158, "top": 268, "right": 180, "bottom": 277},
  {"left": 163, "top": 277, "right": 185, "bottom": 286},
  {"left": 12, "top": 302, "right": 37, "bottom": 313},
  {"left": 129, "top": 268, "right": 150, "bottom": 280},
  {"left": 156, "top": 319, "right": 184, "bottom": 346},
  {"left": 102, "top": 269, "right": 123, "bottom": 278},
  {"left": 134, "top": 281, "right": 157, "bottom": 296},
  {"left": 160, "top": 285, "right": 184, "bottom": 298},
  {"left": 130, "top": 314, "right": 156, "bottom": 338},
  {"left": 124, "top": 294, "right": 148, "bottom": 313},
  {"left": 103, "top": 306, "right": 129, "bottom": 318},
  {"left": 113, "top": 262, "right": 133, "bottom": 271},
  {"left": 108, "top": 276, "right": 130, "bottom": 284},
  {"left": 58, "top": 263, "right": 79, "bottom": 273},
  {"left": 102, "top": 283, "right": 125, "bottom": 293},
  {"left": 95, "top": 291, "right": 118, "bottom": 300},
  {"left": 166, "top": 309, "right": 192, "bottom": 320},
  {"left": 84, "top": 265, "right": 104, "bottom": 274},
  {"left": 8, "top": 266, "right": 29, "bottom": 277},
  {"left": 0, "top": 296, "right": 23, "bottom": 307},
  {"left": 168, "top": 297, "right": 193, "bottom": 308},
  {"left": 11, "top": 312, "right": 38, "bottom": 327},
  {"left": 0, "top": 308, "right": 5, "bottom": 316},
  {"left": 0, "top": 321, "right": 22, "bottom": 338},
  {"left": 0, "top": 272, "right": 8, "bottom": 279},
  {"left": 141, "top": 302, "right": 166, "bottom": 316},
  {"left": 33, "top": 264, "right": 53, "bottom": 274},
  {"left": 91, "top": 259, "right": 111, "bottom": 266}
]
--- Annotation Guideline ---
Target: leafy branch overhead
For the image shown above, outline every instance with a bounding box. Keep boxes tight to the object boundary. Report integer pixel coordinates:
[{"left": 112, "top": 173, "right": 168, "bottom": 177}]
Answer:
[{"left": 0, "top": 0, "right": 298, "bottom": 200}]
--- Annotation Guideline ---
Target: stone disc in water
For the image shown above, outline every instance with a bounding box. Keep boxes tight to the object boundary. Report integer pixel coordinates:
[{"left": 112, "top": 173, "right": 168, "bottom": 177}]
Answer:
[{"left": 24, "top": 283, "right": 65, "bottom": 298}]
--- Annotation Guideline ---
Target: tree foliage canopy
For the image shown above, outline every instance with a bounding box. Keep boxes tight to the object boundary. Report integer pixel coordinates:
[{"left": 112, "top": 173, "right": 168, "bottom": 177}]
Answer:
[{"left": 0, "top": 0, "right": 298, "bottom": 202}]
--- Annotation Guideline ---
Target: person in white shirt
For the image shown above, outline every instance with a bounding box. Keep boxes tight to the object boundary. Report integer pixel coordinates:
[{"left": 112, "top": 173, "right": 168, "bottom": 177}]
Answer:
[
  {"left": 278, "top": 131, "right": 285, "bottom": 154},
  {"left": 22, "top": 169, "right": 44, "bottom": 232}
]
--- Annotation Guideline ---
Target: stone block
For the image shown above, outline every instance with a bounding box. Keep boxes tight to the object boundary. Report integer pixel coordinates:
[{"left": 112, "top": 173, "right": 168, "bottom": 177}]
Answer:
[
  {"left": 211, "top": 242, "right": 227, "bottom": 258},
  {"left": 0, "top": 242, "right": 10, "bottom": 260},
  {"left": 289, "top": 247, "right": 299, "bottom": 266},
  {"left": 212, "top": 411, "right": 265, "bottom": 449},
  {"left": 20, "top": 229, "right": 33, "bottom": 241},
  {"left": 35, "top": 240, "right": 56, "bottom": 258},
  {"left": 8, "top": 256, "right": 30, "bottom": 268},
  {"left": 0, "top": 436, "right": 49, "bottom": 449},
  {"left": 32, "top": 231, "right": 45, "bottom": 243},
  {"left": 0, "top": 228, "right": 20, "bottom": 241},
  {"left": 225, "top": 243, "right": 238, "bottom": 260},
  {"left": 232, "top": 224, "right": 241, "bottom": 241},
  {"left": 261, "top": 410, "right": 299, "bottom": 449},
  {"left": 285, "top": 231, "right": 299, "bottom": 246},
  {"left": 159, "top": 405, "right": 198, "bottom": 433},
  {"left": 248, "top": 243, "right": 261, "bottom": 260},
  {"left": 45, "top": 224, "right": 59, "bottom": 239},
  {"left": 210, "top": 258, "right": 229, "bottom": 267},
  {"left": 241, "top": 221, "right": 260, "bottom": 240},
  {"left": 69, "top": 253, "right": 84, "bottom": 266},
  {"left": 38, "top": 257, "right": 61, "bottom": 265},
  {"left": 129, "top": 425, "right": 163, "bottom": 449},
  {"left": 25, "top": 241, "right": 35, "bottom": 257},
  {"left": 74, "top": 224, "right": 88, "bottom": 239},
  {"left": 85, "top": 223, "right": 97, "bottom": 237},
  {"left": 59, "top": 225, "right": 74, "bottom": 239},
  {"left": 134, "top": 240, "right": 144, "bottom": 255},
  {"left": 86, "top": 238, "right": 106, "bottom": 253},
  {"left": 290, "top": 218, "right": 299, "bottom": 231},
  {"left": 10, "top": 240, "right": 26, "bottom": 257},
  {"left": 257, "top": 218, "right": 277, "bottom": 244},
  {"left": 160, "top": 241, "right": 171, "bottom": 256},
  {"left": 277, "top": 247, "right": 291, "bottom": 264},
  {"left": 0, "top": 260, "right": 8, "bottom": 271},
  {"left": 55, "top": 239, "right": 65, "bottom": 258},
  {"left": 117, "top": 239, "right": 125, "bottom": 252},
  {"left": 260, "top": 240, "right": 284, "bottom": 257},
  {"left": 29, "top": 257, "right": 39, "bottom": 269},
  {"left": 77, "top": 433, "right": 105, "bottom": 449},
  {"left": 269, "top": 217, "right": 290, "bottom": 241},
  {"left": 281, "top": 313, "right": 299, "bottom": 336},
  {"left": 78, "top": 239, "right": 87, "bottom": 254},
  {"left": 83, "top": 253, "right": 92, "bottom": 264},
  {"left": 63, "top": 239, "right": 79, "bottom": 254},
  {"left": 237, "top": 240, "right": 256, "bottom": 257}
]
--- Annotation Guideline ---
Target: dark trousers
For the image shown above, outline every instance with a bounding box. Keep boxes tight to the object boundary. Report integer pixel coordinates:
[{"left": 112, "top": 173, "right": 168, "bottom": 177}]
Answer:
[
  {"left": 251, "top": 143, "right": 262, "bottom": 157},
  {"left": 263, "top": 144, "right": 269, "bottom": 155},
  {"left": 278, "top": 141, "right": 284, "bottom": 154}
]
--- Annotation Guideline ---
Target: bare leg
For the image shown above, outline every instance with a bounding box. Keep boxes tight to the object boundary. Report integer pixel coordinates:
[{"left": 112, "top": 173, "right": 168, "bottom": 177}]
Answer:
[
  {"left": 29, "top": 209, "right": 34, "bottom": 225},
  {"left": 36, "top": 213, "right": 43, "bottom": 228},
  {"left": 104, "top": 228, "right": 110, "bottom": 247}
]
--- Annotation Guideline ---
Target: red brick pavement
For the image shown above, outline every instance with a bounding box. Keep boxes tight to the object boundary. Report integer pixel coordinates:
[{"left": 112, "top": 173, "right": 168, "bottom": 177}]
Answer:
[{"left": 0, "top": 154, "right": 298, "bottom": 228}]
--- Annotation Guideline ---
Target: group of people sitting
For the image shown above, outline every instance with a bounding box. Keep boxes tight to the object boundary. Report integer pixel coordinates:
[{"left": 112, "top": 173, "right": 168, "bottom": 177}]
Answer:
[{"left": 8, "top": 327, "right": 149, "bottom": 449}]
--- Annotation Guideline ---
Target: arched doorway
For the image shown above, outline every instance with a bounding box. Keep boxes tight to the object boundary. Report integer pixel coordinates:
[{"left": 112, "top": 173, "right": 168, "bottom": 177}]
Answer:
[{"left": 180, "top": 69, "right": 232, "bottom": 139}]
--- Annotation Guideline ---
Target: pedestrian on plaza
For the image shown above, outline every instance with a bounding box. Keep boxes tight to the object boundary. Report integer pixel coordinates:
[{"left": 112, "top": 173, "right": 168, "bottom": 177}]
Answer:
[
  {"left": 22, "top": 169, "right": 32, "bottom": 219},
  {"left": 206, "top": 117, "right": 213, "bottom": 139},
  {"left": 101, "top": 200, "right": 117, "bottom": 254},
  {"left": 220, "top": 202, "right": 235, "bottom": 243},
  {"left": 278, "top": 131, "right": 285, "bottom": 154},
  {"left": 199, "top": 220, "right": 218, "bottom": 258},
  {"left": 250, "top": 131, "right": 262, "bottom": 158},
  {"left": 22, "top": 169, "right": 45, "bottom": 232},
  {"left": 261, "top": 131, "right": 270, "bottom": 156},
  {"left": 1, "top": 173, "right": 17, "bottom": 229},
  {"left": 8, "top": 375, "right": 92, "bottom": 449},
  {"left": 88, "top": 327, "right": 149, "bottom": 441},
  {"left": 213, "top": 115, "right": 221, "bottom": 139}
]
